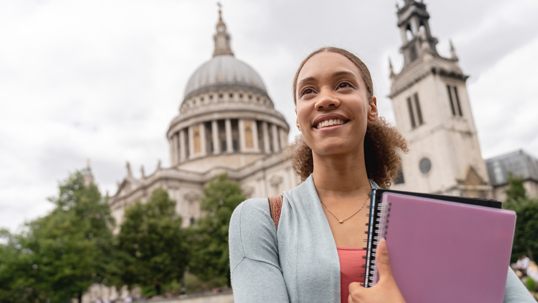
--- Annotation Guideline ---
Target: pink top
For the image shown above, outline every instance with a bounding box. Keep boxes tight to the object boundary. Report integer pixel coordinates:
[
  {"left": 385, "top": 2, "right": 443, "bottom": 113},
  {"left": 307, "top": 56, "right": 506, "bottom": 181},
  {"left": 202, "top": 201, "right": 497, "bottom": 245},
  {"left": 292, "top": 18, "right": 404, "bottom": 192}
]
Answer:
[{"left": 337, "top": 247, "right": 366, "bottom": 303}]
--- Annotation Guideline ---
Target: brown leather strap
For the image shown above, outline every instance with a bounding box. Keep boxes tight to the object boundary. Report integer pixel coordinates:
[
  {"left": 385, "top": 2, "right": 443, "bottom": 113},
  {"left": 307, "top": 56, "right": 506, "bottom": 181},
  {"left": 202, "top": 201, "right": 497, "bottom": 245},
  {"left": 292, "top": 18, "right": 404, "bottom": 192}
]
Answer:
[{"left": 268, "top": 195, "right": 283, "bottom": 230}]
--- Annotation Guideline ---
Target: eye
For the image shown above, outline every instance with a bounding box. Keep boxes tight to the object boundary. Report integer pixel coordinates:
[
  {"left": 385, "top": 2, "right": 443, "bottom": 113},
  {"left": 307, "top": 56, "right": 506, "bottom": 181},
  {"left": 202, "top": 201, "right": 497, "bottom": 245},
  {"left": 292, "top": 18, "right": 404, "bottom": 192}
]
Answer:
[
  {"left": 301, "top": 88, "right": 315, "bottom": 96},
  {"left": 337, "top": 81, "right": 353, "bottom": 90}
]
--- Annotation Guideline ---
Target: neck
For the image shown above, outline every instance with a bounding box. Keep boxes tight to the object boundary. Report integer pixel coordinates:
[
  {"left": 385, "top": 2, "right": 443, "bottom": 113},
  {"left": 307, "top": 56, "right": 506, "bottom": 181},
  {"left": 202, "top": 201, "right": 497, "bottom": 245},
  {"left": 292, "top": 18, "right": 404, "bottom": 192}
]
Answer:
[{"left": 311, "top": 150, "right": 372, "bottom": 200}]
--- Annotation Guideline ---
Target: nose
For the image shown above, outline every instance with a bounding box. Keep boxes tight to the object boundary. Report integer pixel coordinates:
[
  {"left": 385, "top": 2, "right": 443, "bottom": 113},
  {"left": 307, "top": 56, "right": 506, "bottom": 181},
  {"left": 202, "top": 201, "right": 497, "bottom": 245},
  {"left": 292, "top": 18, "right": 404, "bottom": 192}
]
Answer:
[{"left": 315, "top": 90, "right": 340, "bottom": 110}]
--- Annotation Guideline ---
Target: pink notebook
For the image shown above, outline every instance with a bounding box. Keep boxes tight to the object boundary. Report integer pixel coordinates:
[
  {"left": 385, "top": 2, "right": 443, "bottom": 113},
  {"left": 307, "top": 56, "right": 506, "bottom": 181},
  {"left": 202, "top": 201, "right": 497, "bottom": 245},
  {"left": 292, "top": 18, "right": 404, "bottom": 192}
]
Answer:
[{"left": 365, "top": 192, "right": 516, "bottom": 303}]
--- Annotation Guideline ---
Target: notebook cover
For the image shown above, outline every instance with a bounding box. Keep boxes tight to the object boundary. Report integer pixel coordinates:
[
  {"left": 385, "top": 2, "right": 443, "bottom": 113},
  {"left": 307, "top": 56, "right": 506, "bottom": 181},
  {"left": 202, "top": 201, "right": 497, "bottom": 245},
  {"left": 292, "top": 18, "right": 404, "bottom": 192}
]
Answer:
[
  {"left": 373, "top": 188, "right": 502, "bottom": 209},
  {"left": 376, "top": 192, "right": 516, "bottom": 303}
]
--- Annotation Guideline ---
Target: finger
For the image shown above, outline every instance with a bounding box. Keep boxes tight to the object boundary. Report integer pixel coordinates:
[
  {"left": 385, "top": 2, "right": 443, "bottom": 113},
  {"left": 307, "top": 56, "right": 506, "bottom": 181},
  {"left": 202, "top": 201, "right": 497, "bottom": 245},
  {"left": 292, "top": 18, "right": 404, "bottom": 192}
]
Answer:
[
  {"left": 348, "top": 281, "right": 363, "bottom": 293},
  {"left": 376, "top": 238, "right": 394, "bottom": 280},
  {"left": 348, "top": 282, "right": 363, "bottom": 302}
]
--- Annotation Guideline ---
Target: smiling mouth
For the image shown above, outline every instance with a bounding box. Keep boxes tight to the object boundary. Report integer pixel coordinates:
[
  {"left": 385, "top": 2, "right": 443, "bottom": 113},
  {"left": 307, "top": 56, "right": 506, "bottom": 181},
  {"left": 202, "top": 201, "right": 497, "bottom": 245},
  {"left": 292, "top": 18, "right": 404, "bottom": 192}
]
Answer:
[{"left": 314, "top": 119, "right": 348, "bottom": 129}]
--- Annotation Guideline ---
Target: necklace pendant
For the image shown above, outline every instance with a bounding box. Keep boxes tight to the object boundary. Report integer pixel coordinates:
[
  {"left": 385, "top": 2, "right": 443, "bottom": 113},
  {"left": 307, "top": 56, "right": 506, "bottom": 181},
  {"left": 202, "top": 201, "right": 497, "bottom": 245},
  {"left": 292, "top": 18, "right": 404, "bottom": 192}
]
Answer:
[{"left": 339, "top": 220, "right": 344, "bottom": 224}]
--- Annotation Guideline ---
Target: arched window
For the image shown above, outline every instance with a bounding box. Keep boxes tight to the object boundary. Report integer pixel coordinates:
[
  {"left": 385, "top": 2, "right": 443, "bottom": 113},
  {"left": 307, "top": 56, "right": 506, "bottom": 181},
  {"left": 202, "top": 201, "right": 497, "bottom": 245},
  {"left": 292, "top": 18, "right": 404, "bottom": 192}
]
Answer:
[{"left": 406, "top": 24, "right": 413, "bottom": 41}]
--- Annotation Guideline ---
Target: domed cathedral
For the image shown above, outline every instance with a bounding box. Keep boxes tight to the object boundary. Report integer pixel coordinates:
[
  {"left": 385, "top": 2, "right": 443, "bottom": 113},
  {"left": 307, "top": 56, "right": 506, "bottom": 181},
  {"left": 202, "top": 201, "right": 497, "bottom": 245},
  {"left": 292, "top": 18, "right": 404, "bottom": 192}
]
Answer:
[
  {"left": 108, "top": 9, "right": 298, "bottom": 228},
  {"left": 388, "top": 0, "right": 492, "bottom": 198}
]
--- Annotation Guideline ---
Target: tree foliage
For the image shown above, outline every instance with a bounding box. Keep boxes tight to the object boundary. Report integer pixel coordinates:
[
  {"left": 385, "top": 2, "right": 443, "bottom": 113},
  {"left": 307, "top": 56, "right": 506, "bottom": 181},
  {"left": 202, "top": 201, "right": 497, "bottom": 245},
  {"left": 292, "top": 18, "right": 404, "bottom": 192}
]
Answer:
[
  {"left": 188, "top": 173, "right": 245, "bottom": 287},
  {"left": 0, "top": 171, "right": 116, "bottom": 303},
  {"left": 117, "top": 188, "right": 189, "bottom": 295},
  {"left": 503, "top": 174, "right": 538, "bottom": 263}
]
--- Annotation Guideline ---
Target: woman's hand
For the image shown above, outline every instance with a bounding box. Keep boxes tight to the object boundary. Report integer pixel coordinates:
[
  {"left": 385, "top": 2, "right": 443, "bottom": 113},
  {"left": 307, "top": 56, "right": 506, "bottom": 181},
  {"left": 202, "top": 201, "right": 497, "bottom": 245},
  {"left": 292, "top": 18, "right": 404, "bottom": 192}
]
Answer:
[{"left": 348, "top": 238, "right": 406, "bottom": 303}]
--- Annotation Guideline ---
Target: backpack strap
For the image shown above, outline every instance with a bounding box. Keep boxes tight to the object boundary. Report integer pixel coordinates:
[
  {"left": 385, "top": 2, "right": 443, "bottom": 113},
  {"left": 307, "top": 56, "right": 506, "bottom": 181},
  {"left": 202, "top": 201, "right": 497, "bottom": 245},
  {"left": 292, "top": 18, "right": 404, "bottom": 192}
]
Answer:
[{"left": 268, "top": 195, "right": 283, "bottom": 230}]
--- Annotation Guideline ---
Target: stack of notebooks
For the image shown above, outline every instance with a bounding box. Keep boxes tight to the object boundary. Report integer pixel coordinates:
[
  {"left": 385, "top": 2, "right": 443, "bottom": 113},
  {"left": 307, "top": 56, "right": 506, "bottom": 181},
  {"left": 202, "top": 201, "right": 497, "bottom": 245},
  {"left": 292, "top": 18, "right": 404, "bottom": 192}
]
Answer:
[{"left": 363, "top": 189, "right": 516, "bottom": 303}]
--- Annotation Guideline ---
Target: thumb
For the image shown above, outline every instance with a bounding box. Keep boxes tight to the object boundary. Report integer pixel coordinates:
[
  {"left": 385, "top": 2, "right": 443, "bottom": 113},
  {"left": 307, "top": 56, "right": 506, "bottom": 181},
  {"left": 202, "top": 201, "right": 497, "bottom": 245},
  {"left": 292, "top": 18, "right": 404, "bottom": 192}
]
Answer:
[{"left": 376, "top": 238, "right": 394, "bottom": 281}]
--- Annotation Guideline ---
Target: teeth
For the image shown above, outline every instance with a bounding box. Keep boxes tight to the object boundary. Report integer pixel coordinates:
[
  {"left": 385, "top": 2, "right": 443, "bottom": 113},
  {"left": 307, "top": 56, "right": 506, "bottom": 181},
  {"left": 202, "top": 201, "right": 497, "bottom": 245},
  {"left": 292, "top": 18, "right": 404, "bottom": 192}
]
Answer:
[{"left": 316, "top": 119, "right": 345, "bottom": 129}]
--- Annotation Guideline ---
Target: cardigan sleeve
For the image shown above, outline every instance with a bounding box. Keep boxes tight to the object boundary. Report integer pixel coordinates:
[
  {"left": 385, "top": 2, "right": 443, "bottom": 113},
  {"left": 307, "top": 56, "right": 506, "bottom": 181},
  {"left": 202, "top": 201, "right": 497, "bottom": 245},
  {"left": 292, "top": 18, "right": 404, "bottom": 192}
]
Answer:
[
  {"left": 503, "top": 267, "right": 536, "bottom": 302},
  {"left": 229, "top": 198, "right": 290, "bottom": 303}
]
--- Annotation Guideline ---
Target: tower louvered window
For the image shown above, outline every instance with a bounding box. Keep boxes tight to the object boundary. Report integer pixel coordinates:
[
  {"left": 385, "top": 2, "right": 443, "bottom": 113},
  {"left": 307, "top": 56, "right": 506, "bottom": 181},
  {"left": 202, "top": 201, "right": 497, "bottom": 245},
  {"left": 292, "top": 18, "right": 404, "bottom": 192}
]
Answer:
[
  {"left": 414, "top": 93, "right": 424, "bottom": 125},
  {"left": 453, "top": 86, "right": 463, "bottom": 117},
  {"left": 407, "top": 97, "right": 416, "bottom": 128},
  {"left": 447, "top": 85, "right": 463, "bottom": 117},
  {"left": 447, "top": 85, "right": 456, "bottom": 116},
  {"left": 407, "top": 93, "right": 424, "bottom": 129}
]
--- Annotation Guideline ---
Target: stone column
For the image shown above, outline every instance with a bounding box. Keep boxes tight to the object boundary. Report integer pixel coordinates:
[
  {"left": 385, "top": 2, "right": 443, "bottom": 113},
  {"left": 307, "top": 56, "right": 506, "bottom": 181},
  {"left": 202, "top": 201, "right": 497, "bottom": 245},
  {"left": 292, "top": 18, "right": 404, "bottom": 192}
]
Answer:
[
  {"left": 279, "top": 128, "right": 288, "bottom": 149},
  {"left": 272, "top": 124, "right": 280, "bottom": 152},
  {"left": 169, "top": 136, "right": 175, "bottom": 166},
  {"left": 262, "top": 122, "right": 271, "bottom": 154},
  {"left": 212, "top": 120, "right": 220, "bottom": 154},
  {"left": 179, "top": 129, "right": 186, "bottom": 162},
  {"left": 411, "top": 18, "right": 418, "bottom": 34},
  {"left": 199, "top": 123, "right": 206, "bottom": 156},
  {"left": 400, "top": 26, "right": 408, "bottom": 43},
  {"left": 188, "top": 126, "right": 194, "bottom": 158},
  {"left": 225, "top": 119, "right": 233, "bottom": 153},
  {"left": 172, "top": 133, "right": 179, "bottom": 165}
]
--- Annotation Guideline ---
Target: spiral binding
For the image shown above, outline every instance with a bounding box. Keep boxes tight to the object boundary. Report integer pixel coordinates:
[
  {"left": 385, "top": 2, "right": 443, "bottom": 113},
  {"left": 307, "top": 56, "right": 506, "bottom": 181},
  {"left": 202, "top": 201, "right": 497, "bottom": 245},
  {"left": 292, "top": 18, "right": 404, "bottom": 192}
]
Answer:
[{"left": 367, "top": 201, "right": 392, "bottom": 287}]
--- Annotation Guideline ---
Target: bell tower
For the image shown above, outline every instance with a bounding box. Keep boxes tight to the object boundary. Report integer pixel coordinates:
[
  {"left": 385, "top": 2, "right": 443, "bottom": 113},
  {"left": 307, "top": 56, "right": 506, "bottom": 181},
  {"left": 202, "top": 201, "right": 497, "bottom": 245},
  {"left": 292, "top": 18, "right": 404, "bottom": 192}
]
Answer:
[{"left": 389, "top": 0, "right": 492, "bottom": 198}]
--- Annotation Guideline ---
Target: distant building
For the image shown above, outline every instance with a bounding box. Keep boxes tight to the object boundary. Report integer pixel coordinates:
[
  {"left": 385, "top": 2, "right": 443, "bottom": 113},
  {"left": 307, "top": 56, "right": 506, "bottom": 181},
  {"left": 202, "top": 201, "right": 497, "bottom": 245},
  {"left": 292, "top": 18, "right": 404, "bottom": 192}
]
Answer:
[
  {"left": 108, "top": 9, "right": 298, "bottom": 229},
  {"left": 485, "top": 150, "right": 538, "bottom": 201},
  {"left": 387, "top": 0, "right": 492, "bottom": 198}
]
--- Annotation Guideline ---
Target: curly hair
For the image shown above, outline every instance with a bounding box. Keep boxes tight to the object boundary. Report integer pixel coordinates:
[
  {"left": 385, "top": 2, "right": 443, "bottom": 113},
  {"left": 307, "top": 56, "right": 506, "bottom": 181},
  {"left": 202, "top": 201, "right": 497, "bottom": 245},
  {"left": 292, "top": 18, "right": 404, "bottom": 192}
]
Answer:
[{"left": 290, "top": 47, "right": 408, "bottom": 187}]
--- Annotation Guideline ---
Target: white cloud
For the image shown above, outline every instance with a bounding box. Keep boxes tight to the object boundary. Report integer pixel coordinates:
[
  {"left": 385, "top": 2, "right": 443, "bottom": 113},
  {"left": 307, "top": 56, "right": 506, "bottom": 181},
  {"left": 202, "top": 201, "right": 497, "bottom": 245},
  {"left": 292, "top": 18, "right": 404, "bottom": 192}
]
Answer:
[{"left": 0, "top": 0, "right": 537, "bottom": 231}]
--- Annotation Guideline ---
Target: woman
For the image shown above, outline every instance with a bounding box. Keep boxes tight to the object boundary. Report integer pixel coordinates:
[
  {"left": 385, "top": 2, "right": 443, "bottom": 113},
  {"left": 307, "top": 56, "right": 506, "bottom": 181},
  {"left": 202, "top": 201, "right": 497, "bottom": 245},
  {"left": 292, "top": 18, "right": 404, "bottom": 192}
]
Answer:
[{"left": 228, "top": 47, "right": 533, "bottom": 303}]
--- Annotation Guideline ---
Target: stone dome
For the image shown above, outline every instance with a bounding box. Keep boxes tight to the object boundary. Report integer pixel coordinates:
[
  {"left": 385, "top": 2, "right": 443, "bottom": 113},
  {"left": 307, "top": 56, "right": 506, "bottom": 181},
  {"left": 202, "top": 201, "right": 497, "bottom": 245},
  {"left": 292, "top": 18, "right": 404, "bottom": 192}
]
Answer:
[{"left": 184, "top": 55, "right": 267, "bottom": 98}]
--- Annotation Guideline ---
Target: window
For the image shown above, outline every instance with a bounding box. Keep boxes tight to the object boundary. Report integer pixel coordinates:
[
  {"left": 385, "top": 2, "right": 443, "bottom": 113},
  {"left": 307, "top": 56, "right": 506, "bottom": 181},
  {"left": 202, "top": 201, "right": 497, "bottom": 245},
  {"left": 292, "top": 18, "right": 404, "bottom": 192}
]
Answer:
[
  {"left": 244, "top": 121, "right": 254, "bottom": 149},
  {"left": 229, "top": 93, "right": 233, "bottom": 98},
  {"left": 193, "top": 126, "right": 201, "bottom": 154},
  {"left": 453, "top": 86, "right": 463, "bottom": 117},
  {"left": 232, "top": 140, "right": 239, "bottom": 152},
  {"left": 407, "top": 93, "right": 424, "bottom": 129},
  {"left": 405, "top": 24, "right": 413, "bottom": 41},
  {"left": 419, "top": 157, "right": 432, "bottom": 174},
  {"left": 492, "top": 161, "right": 504, "bottom": 184},
  {"left": 446, "top": 85, "right": 463, "bottom": 117},
  {"left": 407, "top": 97, "right": 416, "bottom": 128},
  {"left": 413, "top": 93, "right": 424, "bottom": 125},
  {"left": 447, "top": 85, "right": 456, "bottom": 116},
  {"left": 221, "top": 140, "right": 227, "bottom": 152}
]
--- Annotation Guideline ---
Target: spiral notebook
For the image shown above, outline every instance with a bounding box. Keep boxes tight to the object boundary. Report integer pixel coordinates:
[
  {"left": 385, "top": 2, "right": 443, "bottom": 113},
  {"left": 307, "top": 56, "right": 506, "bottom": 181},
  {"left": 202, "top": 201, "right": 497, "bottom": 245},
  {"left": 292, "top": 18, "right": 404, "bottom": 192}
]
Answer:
[{"left": 364, "top": 190, "right": 516, "bottom": 303}]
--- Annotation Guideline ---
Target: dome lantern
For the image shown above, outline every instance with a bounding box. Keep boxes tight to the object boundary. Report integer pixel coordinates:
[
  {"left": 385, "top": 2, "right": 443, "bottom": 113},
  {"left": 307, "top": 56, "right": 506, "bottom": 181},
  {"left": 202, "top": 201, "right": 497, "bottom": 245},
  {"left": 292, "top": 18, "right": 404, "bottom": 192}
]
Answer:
[{"left": 213, "top": 4, "right": 234, "bottom": 57}]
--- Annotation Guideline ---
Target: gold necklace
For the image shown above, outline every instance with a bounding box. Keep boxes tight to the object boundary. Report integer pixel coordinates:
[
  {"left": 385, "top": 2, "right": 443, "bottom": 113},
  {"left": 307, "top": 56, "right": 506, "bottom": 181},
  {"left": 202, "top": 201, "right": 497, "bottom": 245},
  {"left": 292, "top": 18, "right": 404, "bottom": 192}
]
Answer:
[{"left": 320, "top": 194, "right": 371, "bottom": 224}]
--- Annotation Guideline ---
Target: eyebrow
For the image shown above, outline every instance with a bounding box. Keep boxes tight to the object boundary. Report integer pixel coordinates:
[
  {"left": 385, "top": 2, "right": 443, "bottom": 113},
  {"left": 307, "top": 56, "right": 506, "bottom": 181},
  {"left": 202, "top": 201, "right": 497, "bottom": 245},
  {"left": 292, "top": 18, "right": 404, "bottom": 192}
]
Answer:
[{"left": 298, "top": 70, "right": 357, "bottom": 85}]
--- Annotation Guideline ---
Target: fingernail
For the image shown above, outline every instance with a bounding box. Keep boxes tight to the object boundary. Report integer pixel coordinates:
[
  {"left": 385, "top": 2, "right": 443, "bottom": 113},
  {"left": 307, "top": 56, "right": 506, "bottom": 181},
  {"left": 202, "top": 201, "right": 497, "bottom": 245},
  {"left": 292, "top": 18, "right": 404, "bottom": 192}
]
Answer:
[{"left": 380, "top": 238, "right": 387, "bottom": 253}]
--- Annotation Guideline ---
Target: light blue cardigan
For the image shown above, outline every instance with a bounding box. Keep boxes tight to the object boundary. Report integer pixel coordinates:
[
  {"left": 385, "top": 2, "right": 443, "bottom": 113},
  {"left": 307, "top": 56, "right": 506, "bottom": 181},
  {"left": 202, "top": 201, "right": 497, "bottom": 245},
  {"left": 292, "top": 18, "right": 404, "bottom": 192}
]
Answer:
[{"left": 229, "top": 175, "right": 534, "bottom": 302}]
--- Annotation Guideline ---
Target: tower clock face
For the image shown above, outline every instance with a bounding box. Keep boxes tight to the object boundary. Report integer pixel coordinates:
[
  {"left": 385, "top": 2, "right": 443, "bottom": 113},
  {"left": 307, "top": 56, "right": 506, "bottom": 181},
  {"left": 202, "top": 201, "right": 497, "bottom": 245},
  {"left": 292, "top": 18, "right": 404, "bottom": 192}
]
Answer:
[{"left": 419, "top": 157, "right": 432, "bottom": 174}]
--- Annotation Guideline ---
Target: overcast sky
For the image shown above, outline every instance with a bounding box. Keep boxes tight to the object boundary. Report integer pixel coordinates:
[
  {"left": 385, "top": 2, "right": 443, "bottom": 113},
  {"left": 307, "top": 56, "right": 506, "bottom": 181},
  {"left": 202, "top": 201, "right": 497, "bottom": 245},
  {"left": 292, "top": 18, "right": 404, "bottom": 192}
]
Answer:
[{"left": 1, "top": 0, "right": 538, "bottom": 232}]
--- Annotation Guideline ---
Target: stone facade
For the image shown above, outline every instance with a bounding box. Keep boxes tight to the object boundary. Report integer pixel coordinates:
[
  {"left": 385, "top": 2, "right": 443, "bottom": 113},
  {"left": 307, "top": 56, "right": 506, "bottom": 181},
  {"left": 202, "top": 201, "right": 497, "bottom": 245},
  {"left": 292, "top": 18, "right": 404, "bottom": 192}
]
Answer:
[
  {"left": 388, "top": 0, "right": 492, "bottom": 198},
  {"left": 108, "top": 9, "right": 298, "bottom": 230}
]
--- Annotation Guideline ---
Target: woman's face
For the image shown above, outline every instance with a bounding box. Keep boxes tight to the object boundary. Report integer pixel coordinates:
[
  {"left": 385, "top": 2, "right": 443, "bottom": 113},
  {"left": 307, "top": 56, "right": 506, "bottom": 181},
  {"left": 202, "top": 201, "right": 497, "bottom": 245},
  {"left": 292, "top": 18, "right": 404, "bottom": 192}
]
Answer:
[{"left": 295, "top": 51, "right": 378, "bottom": 157}]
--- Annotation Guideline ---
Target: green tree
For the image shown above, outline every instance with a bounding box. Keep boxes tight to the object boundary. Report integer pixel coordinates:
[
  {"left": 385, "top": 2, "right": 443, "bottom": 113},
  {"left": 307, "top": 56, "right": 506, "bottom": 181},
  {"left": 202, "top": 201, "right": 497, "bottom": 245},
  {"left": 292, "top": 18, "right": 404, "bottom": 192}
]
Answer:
[
  {"left": 0, "top": 170, "right": 116, "bottom": 303},
  {"left": 503, "top": 174, "right": 538, "bottom": 263},
  {"left": 117, "top": 188, "right": 189, "bottom": 295},
  {"left": 188, "top": 173, "right": 245, "bottom": 287}
]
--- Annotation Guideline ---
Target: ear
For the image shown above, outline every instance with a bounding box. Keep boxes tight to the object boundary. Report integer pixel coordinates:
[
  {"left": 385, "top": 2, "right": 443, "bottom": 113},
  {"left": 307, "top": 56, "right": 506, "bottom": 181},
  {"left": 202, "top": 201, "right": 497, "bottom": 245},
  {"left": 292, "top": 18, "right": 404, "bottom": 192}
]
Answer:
[
  {"left": 368, "top": 97, "right": 378, "bottom": 122},
  {"left": 295, "top": 108, "right": 301, "bottom": 131}
]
